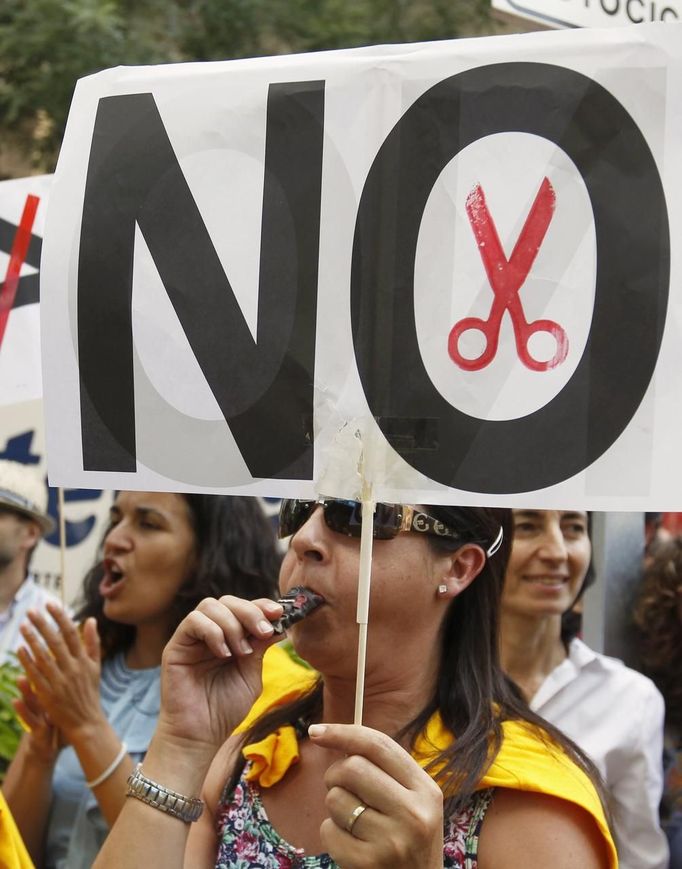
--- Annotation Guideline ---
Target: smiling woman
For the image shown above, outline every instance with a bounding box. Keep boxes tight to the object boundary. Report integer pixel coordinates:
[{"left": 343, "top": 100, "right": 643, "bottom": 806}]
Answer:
[
  {"left": 499, "top": 508, "right": 669, "bottom": 869},
  {"left": 1, "top": 491, "right": 281, "bottom": 869},
  {"left": 501, "top": 509, "right": 592, "bottom": 628}
]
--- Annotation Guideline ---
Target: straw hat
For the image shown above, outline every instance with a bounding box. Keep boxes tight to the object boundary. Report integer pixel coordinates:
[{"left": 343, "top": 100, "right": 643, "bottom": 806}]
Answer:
[{"left": 0, "top": 460, "right": 55, "bottom": 535}]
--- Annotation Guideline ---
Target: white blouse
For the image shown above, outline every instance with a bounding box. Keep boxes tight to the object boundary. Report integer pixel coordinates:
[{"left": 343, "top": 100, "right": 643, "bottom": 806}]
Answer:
[{"left": 532, "top": 638, "right": 669, "bottom": 869}]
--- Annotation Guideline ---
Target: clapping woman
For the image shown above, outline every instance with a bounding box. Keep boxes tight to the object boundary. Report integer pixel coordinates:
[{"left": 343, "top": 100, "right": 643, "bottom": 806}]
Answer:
[
  {"left": 96, "top": 500, "right": 615, "bottom": 868},
  {"left": 2, "top": 491, "right": 280, "bottom": 868}
]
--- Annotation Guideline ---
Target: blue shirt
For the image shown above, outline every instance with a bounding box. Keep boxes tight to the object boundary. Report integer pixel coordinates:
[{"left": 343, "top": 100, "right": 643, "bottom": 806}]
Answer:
[
  {"left": 0, "top": 575, "right": 65, "bottom": 664},
  {"left": 45, "top": 653, "right": 160, "bottom": 869}
]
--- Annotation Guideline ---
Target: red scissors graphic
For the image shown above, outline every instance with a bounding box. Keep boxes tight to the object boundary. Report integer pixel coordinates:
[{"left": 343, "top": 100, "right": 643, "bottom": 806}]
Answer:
[{"left": 448, "top": 177, "right": 568, "bottom": 372}]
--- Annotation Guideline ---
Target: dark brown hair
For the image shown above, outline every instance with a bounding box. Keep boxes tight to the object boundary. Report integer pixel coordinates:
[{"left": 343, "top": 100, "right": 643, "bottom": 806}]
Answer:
[{"left": 634, "top": 536, "right": 682, "bottom": 728}]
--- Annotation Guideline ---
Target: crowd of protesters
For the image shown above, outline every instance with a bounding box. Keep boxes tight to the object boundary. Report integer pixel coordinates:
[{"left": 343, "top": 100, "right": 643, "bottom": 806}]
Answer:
[{"left": 0, "top": 460, "right": 679, "bottom": 867}]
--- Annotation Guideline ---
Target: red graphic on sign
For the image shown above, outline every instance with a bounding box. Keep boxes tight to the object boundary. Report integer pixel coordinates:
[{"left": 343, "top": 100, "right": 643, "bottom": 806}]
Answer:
[
  {"left": 0, "top": 194, "right": 40, "bottom": 351},
  {"left": 448, "top": 177, "right": 568, "bottom": 372}
]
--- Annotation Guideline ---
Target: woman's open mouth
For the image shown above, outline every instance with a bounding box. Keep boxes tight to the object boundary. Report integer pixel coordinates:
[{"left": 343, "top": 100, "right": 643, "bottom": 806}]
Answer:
[{"left": 99, "top": 560, "right": 126, "bottom": 598}]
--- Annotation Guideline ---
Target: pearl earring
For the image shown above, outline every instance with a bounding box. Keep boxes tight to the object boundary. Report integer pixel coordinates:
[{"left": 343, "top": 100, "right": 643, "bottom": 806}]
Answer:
[{"left": 437, "top": 584, "right": 448, "bottom": 595}]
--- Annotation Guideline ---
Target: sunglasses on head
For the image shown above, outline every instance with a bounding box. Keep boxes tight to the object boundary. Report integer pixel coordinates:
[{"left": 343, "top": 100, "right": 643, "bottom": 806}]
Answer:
[{"left": 279, "top": 498, "right": 504, "bottom": 556}]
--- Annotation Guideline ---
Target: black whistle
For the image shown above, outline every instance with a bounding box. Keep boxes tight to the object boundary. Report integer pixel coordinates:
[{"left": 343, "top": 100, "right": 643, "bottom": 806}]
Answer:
[{"left": 273, "top": 586, "right": 325, "bottom": 634}]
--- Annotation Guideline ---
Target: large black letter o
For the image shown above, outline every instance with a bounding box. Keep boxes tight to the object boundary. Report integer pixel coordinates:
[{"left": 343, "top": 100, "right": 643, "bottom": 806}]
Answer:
[{"left": 351, "top": 62, "right": 669, "bottom": 493}]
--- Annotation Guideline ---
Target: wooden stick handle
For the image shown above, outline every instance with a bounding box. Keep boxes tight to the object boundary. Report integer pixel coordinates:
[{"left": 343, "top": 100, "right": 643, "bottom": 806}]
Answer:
[
  {"left": 353, "top": 484, "right": 375, "bottom": 725},
  {"left": 57, "top": 487, "right": 66, "bottom": 605}
]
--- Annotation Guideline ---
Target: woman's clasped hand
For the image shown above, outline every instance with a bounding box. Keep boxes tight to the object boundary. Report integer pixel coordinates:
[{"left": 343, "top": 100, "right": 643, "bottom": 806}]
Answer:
[{"left": 17, "top": 604, "right": 103, "bottom": 743}]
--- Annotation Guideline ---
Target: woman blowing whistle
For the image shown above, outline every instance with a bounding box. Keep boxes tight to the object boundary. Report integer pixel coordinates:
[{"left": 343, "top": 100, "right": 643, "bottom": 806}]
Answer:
[{"left": 95, "top": 500, "right": 616, "bottom": 869}]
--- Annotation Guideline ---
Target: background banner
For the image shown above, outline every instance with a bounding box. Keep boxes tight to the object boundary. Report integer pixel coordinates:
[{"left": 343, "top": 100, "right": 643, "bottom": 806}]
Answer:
[
  {"left": 0, "top": 174, "right": 49, "bottom": 408},
  {"left": 41, "top": 23, "right": 682, "bottom": 509},
  {"left": 0, "top": 175, "right": 112, "bottom": 601},
  {"left": 492, "top": 0, "right": 681, "bottom": 29}
]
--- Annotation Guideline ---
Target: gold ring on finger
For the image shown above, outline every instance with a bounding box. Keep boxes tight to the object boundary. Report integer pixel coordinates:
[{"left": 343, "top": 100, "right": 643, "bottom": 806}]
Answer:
[{"left": 345, "top": 803, "right": 367, "bottom": 835}]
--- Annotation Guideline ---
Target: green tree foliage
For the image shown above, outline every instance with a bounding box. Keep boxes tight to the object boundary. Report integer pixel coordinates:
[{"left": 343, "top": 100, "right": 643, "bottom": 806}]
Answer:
[
  {"left": 0, "top": 0, "right": 495, "bottom": 173},
  {"left": 180, "top": 0, "right": 492, "bottom": 59},
  {"left": 0, "top": 659, "right": 23, "bottom": 781},
  {"left": 0, "top": 0, "right": 184, "bottom": 167},
  {"left": 0, "top": 0, "right": 124, "bottom": 128}
]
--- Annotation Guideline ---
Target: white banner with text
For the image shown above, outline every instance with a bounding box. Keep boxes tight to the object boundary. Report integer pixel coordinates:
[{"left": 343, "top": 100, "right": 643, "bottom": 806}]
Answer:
[{"left": 42, "top": 24, "right": 682, "bottom": 509}]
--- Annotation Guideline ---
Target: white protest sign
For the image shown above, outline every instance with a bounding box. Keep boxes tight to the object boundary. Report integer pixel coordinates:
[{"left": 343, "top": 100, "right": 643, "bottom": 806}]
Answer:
[
  {"left": 0, "top": 174, "right": 50, "bottom": 408},
  {"left": 0, "top": 175, "right": 113, "bottom": 603},
  {"left": 492, "top": 0, "right": 680, "bottom": 29},
  {"left": 42, "top": 24, "right": 682, "bottom": 510}
]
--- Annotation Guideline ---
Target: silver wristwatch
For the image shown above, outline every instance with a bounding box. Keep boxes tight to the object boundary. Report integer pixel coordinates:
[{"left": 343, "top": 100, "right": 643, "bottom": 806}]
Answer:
[{"left": 126, "top": 764, "right": 204, "bottom": 823}]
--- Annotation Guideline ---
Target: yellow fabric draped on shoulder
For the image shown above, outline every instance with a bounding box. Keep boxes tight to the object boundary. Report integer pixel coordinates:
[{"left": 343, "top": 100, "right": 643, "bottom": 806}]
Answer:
[
  {"left": 237, "top": 646, "right": 617, "bottom": 869},
  {"left": 237, "top": 644, "right": 318, "bottom": 732},
  {"left": 416, "top": 711, "right": 617, "bottom": 867},
  {"left": 235, "top": 644, "right": 317, "bottom": 787},
  {"left": 0, "top": 791, "right": 34, "bottom": 869}
]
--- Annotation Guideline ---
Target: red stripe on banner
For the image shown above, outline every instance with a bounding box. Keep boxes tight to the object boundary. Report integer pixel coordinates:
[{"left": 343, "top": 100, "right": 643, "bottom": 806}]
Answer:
[{"left": 0, "top": 194, "right": 40, "bottom": 350}]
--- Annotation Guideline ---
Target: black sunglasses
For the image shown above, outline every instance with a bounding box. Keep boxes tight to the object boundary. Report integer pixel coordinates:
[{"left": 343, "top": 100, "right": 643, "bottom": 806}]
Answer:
[{"left": 279, "top": 498, "right": 503, "bottom": 556}]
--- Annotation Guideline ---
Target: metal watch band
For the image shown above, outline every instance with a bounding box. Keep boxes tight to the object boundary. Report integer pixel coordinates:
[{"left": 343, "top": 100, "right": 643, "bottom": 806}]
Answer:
[{"left": 125, "top": 764, "right": 204, "bottom": 823}]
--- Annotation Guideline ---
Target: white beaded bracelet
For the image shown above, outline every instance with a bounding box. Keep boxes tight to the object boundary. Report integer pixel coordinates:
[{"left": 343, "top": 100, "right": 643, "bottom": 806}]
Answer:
[{"left": 86, "top": 742, "right": 128, "bottom": 789}]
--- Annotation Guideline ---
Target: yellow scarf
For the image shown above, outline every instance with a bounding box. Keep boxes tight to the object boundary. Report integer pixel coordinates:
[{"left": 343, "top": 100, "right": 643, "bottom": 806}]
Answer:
[
  {"left": 0, "top": 792, "right": 34, "bottom": 869},
  {"left": 237, "top": 646, "right": 617, "bottom": 868}
]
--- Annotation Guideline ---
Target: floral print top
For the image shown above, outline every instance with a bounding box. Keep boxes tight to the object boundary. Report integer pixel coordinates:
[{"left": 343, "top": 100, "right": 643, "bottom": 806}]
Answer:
[{"left": 216, "top": 768, "right": 494, "bottom": 869}]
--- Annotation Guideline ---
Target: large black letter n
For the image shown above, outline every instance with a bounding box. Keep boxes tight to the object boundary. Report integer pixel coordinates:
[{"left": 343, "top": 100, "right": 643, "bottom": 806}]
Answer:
[{"left": 78, "top": 83, "right": 324, "bottom": 480}]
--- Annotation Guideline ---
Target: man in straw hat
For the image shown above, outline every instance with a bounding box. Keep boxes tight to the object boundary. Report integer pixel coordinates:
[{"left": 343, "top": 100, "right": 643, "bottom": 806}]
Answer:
[{"left": 0, "top": 459, "right": 60, "bottom": 664}]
